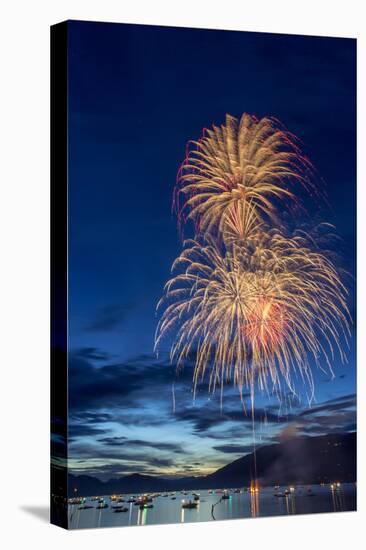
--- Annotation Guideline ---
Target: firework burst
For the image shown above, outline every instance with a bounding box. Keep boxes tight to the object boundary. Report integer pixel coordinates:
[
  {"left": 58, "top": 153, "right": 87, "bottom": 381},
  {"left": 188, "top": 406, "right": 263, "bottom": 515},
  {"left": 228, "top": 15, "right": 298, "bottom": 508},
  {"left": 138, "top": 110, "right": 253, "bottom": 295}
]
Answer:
[
  {"left": 155, "top": 230, "right": 350, "bottom": 403},
  {"left": 175, "top": 113, "right": 316, "bottom": 239},
  {"left": 156, "top": 112, "right": 351, "bottom": 411}
]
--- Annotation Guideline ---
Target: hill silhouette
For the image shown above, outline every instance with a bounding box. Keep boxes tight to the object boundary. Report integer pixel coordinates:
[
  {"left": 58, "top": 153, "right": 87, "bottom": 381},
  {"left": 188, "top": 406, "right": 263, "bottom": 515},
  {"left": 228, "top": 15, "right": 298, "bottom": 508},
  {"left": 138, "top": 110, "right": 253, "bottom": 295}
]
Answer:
[{"left": 66, "top": 432, "right": 356, "bottom": 496}]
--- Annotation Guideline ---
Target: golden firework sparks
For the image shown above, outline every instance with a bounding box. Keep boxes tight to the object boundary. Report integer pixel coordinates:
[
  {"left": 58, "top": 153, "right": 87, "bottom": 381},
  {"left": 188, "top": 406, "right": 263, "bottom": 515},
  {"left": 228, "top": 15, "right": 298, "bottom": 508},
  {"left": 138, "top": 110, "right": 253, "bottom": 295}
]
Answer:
[
  {"left": 157, "top": 112, "right": 352, "bottom": 487},
  {"left": 155, "top": 230, "right": 350, "bottom": 404},
  {"left": 175, "top": 113, "right": 316, "bottom": 239}
]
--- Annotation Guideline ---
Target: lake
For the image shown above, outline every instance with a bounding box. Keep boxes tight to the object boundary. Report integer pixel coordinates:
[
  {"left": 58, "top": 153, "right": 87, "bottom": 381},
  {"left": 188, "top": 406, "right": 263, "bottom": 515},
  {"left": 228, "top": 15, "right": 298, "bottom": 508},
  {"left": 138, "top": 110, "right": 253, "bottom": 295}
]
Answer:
[{"left": 68, "top": 483, "right": 356, "bottom": 530}]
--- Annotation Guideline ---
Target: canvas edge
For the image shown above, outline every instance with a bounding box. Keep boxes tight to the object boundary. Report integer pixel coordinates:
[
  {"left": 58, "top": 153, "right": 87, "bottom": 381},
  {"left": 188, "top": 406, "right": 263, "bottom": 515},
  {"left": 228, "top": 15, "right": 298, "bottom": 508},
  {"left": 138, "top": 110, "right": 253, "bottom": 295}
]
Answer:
[{"left": 50, "top": 20, "right": 69, "bottom": 530}]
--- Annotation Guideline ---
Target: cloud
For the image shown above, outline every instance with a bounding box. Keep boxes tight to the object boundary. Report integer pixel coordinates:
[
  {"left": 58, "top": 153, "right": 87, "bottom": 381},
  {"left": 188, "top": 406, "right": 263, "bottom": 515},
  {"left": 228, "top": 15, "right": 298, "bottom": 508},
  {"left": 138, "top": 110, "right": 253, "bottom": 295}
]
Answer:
[
  {"left": 69, "top": 425, "right": 107, "bottom": 439},
  {"left": 173, "top": 404, "right": 293, "bottom": 434},
  {"left": 213, "top": 444, "right": 254, "bottom": 454},
  {"left": 67, "top": 347, "right": 356, "bottom": 480},
  {"left": 73, "top": 347, "right": 113, "bottom": 361},
  {"left": 68, "top": 351, "right": 177, "bottom": 411},
  {"left": 70, "top": 412, "right": 113, "bottom": 424},
  {"left": 299, "top": 394, "right": 356, "bottom": 417},
  {"left": 69, "top": 459, "right": 175, "bottom": 480},
  {"left": 270, "top": 394, "right": 356, "bottom": 440},
  {"left": 69, "top": 462, "right": 142, "bottom": 478},
  {"left": 98, "top": 436, "right": 185, "bottom": 454},
  {"left": 68, "top": 442, "right": 178, "bottom": 479},
  {"left": 85, "top": 304, "right": 134, "bottom": 332}
]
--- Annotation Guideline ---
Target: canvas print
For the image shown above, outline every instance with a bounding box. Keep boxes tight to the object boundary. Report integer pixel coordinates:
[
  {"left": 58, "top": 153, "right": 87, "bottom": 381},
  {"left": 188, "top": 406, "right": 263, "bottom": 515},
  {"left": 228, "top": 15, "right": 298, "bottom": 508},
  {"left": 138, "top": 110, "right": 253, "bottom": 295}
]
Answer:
[{"left": 51, "top": 20, "right": 356, "bottom": 530}]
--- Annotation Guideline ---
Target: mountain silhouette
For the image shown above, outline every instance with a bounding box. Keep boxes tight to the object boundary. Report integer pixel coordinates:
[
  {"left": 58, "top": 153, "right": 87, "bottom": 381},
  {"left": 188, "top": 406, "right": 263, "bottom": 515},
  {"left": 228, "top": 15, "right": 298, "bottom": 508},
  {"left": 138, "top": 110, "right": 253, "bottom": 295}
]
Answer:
[{"left": 66, "top": 432, "right": 356, "bottom": 496}]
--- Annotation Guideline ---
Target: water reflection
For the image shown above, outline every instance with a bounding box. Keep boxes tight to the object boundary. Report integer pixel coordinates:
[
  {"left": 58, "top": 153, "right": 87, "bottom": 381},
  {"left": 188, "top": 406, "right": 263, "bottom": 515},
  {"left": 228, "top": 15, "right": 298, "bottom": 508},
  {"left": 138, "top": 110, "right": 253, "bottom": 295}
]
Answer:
[
  {"left": 250, "top": 490, "right": 259, "bottom": 518},
  {"left": 137, "top": 507, "right": 148, "bottom": 526},
  {"left": 290, "top": 494, "right": 296, "bottom": 514},
  {"left": 128, "top": 503, "right": 133, "bottom": 525},
  {"left": 68, "top": 484, "right": 356, "bottom": 529},
  {"left": 283, "top": 494, "right": 296, "bottom": 515},
  {"left": 330, "top": 484, "right": 345, "bottom": 512},
  {"left": 180, "top": 499, "right": 200, "bottom": 523}
]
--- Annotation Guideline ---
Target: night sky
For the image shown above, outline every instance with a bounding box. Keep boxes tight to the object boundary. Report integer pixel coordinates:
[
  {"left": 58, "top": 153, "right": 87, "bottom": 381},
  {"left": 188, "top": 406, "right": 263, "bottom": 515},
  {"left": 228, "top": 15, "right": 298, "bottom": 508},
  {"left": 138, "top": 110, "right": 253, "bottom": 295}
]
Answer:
[{"left": 66, "top": 20, "right": 356, "bottom": 480}]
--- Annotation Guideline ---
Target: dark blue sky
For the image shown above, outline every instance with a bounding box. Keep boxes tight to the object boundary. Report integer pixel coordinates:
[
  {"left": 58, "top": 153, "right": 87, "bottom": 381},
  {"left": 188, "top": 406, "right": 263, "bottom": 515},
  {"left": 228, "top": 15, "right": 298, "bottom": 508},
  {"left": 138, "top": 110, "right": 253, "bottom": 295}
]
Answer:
[{"left": 66, "top": 21, "right": 356, "bottom": 480}]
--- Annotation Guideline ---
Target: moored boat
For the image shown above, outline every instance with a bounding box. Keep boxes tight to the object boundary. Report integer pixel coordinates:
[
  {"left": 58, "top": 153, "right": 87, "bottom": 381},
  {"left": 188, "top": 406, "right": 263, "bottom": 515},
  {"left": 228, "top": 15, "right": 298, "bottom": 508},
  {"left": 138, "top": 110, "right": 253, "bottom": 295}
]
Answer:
[
  {"left": 96, "top": 499, "right": 108, "bottom": 509},
  {"left": 182, "top": 500, "right": 198, "bottom": 509}
]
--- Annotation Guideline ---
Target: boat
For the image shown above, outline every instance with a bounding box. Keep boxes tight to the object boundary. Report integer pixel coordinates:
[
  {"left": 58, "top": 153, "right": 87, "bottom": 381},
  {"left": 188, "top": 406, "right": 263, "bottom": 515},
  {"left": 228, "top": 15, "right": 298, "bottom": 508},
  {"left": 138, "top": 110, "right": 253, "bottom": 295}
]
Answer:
[
  {"left": 171, "top": 496, "right": 176, "bottom": 500},
  {"left": 68, "top": 497, "right": 84, "bottom": 505},
  {"left": 182, "top": 500, "right": 198, "bottom": 509},
  {"left": 139, "top": 503, "right": 154, "bottom": 510},
  {"left": 135, "top": 495, "right": 153, "bottom": 506},
  {"left": 96, "top": 503, "right": 109, "bottom": 509},
  {"left": 78, "top": 504, "right": 94, "bottom": 510},
  {"left": 113, "top": 506, "right": 128, "bottom": 513},
  {"left": 193, "top": 493, "right": 200, "bottom": 501}
]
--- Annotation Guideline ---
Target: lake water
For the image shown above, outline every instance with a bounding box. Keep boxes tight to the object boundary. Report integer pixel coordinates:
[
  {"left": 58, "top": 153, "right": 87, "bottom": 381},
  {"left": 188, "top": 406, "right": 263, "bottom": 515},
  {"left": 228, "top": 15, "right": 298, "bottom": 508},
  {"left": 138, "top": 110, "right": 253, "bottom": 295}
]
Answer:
[{"left": 68, "top": 484, "right": 356, "bottom": 530}]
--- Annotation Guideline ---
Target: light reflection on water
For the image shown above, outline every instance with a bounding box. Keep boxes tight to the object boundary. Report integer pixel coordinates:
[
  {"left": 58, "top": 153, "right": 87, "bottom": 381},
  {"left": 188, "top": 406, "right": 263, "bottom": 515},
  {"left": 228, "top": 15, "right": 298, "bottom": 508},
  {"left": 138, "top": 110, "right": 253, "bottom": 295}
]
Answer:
[
  {"left": 250, "top": 491, "right": 259, "bottom": 518},
  {"left": 68, "top": 483, "right": 356, "bottom": 530}
]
